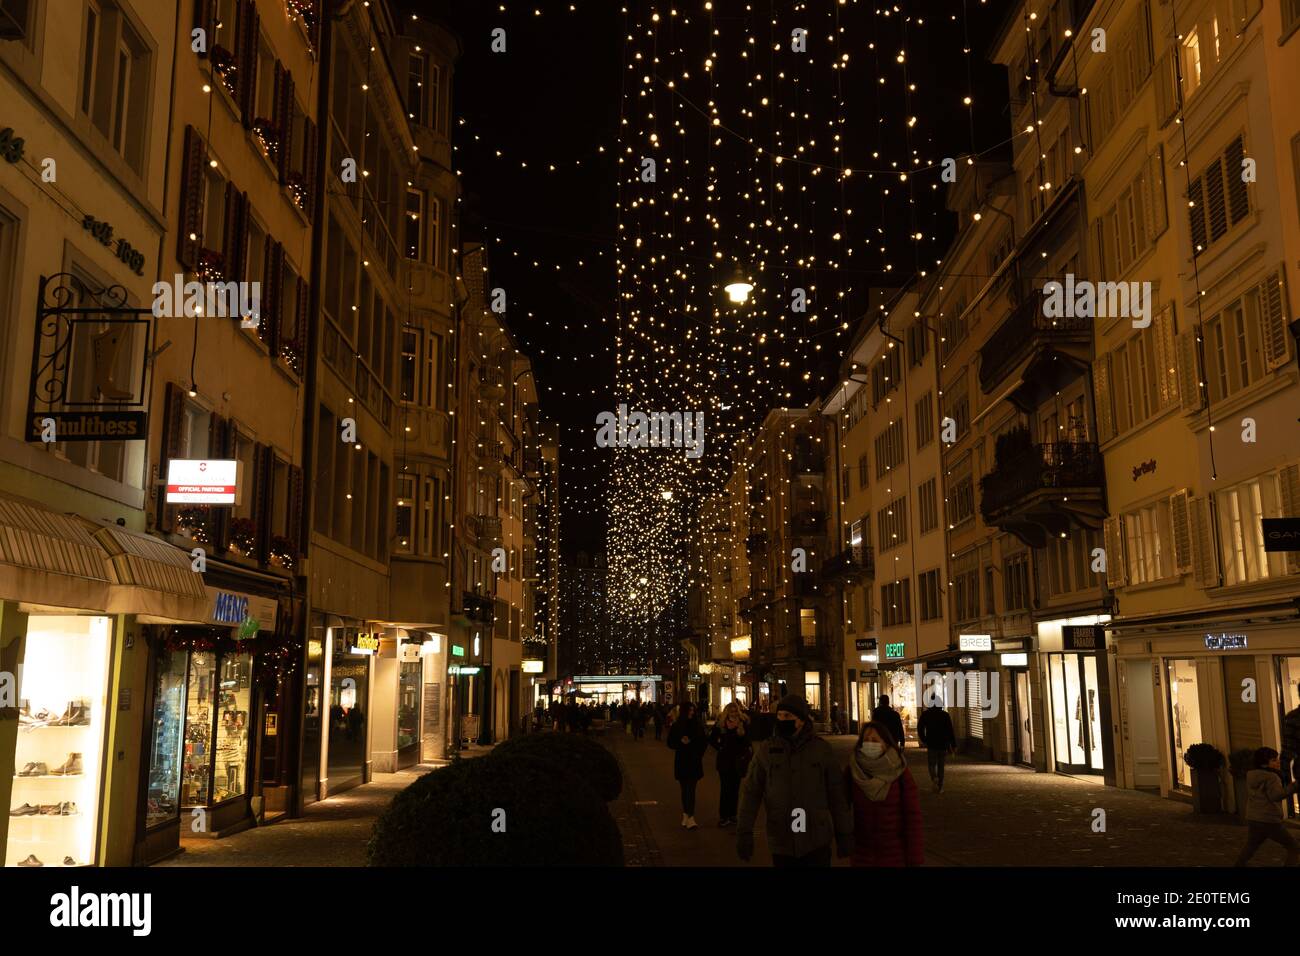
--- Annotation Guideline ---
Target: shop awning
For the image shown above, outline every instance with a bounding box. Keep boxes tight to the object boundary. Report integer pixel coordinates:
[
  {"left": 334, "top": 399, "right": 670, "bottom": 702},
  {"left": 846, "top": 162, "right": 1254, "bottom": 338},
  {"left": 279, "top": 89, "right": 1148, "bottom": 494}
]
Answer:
[
  {"left": 0, "top": 494, "right": 113, "bottom": 612},
  {"left": 90, "top": 522, "right": 209, "bottom": 623}
]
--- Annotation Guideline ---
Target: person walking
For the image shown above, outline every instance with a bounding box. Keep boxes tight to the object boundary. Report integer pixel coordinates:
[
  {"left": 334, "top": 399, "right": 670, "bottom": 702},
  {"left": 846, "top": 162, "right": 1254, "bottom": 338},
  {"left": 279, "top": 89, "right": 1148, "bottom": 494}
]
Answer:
[
  {"left": 872, "top": 695, "right": 906, "bottom": 751},
  {"left": 667, "top": 701, "right": 708, "bottom": 829},
  {"left": 1234, "top": 747, "right": 1300, "bottom": 866},
  {"left": 917, "top": 701, "right": 957, "bottom": 792},
  {"left": 844, "top": 721, "right": 924, "bottom": 867},
  {"left": 708, "top": 702, "right": 753, "bottom": 827},
  {"left": 736, "top": 695, "right": 853, "bottom": 867},
  {"left": 652, "top": 702, "right": 665, "bottom": 740},
  {"left": 631, "top": 701, "right": 647, "bottom": 740}
]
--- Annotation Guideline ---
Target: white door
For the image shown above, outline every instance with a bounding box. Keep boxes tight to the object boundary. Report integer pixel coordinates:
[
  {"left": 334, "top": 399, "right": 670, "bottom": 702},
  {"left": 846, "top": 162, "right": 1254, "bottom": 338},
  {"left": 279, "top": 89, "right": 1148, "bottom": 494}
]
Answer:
[{"left": 1126, "top": 660, "right": 1161, "bottom": 788}]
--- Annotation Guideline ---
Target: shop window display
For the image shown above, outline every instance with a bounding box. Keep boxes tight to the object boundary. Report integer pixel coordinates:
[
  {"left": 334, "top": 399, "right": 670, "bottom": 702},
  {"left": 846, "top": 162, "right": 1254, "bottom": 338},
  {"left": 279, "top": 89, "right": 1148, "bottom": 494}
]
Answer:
[
  {"left": 8, "top": 616, "right": 112, "bottom": 868},
  {"left": 181, "top": 649, "right": 253, "bottom": 808},
  {"left": 145, "top": 648, "right": 188, "bottom": 828},
  {"left": 1167, "top": 658, "right": 1203, "bottom": 790},
  {"left": 882, "top": 669, "right": 916, "bottom": 740},
  {"left": 398, "top": 660, "right": 421, "bottom": 751}
]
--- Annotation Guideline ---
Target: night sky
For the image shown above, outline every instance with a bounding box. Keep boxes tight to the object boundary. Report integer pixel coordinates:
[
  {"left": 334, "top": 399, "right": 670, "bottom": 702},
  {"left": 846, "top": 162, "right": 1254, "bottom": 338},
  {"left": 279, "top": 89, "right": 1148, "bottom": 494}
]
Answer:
[{"left": 418, "top": 0, "right": 1015, "bottom": 559}]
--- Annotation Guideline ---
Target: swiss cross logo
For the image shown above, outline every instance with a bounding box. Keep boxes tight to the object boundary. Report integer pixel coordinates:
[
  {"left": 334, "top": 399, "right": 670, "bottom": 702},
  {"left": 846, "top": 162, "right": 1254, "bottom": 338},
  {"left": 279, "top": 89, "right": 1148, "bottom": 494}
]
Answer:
[{"left": 198, "top": 461, "right": 207, "bottom": 472}]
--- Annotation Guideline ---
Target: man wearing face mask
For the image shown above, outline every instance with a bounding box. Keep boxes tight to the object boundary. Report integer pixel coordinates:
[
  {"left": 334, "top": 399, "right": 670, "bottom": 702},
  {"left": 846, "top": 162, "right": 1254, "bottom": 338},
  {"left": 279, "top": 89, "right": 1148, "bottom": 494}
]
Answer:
[{"left": 735, "top": 694, "right": 853, "bottom": 866}]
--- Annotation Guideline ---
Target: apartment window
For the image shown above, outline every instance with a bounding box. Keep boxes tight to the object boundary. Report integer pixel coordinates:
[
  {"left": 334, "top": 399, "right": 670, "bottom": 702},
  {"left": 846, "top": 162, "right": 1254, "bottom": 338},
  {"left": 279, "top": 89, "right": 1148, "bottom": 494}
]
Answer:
[
  {"left": 1188, "top": 136, "right": 1250, "bottom": 257},
  {"left": 1095, "top": 149, "right": 1167, "bottom": 277},
  {"left": 876, "top": 495, "right": 908, "bottom": 553},
  {"left": 915, "top": 392, "right": 934, "bottom": 448},
  {"left": 953, "top": 551, "right": 980, "bottom": 623},
  {"left": 944, "top": 373, "right": 970, "bottom": 441},
  {"left": 918, "top": 569, "right": 942, "bottom": 622},
  {"left": 799, "top": 608, "right": 817, "bottom": 646},
  {"left": 400, "top": 329, "right": 418, "bottom": 402},
  {"left": 946, "top": 457, "right": 975, "bottom": 528},
  {"left": 984, "top": 566, "right": 996, "bottom": 615},
  {"left": 232, "top": 431, "right": 256, "bottom": 521},
  {"left": 856, "top": 453, "right": 868, "bottom": 489},
  {"left": 421, "top": 475, "right": 438, "bottom": 556},
  {"left": 80, "top": 2, "right": 149, "bottom": 171},
  {"left": 407, "top": 51, "right": 426, "bottom": 125},
  {"left": 405, "top": 188, "right": 424, "bottom": 260},
  {"left": 1047, "top": 527, "right": 1103, "bottom": 597},
  {"left": 881, "top": 579, "right": 911, "bottom": 627},
  {"left": 907, "top": 321, "right": 929, "bottom": 366},
  {"left": 1182, "top": 27, "right": 1202, "bottom": 96},
  {"left": 1124, "top": 499, "right": 1174, "bottom": 585},
  {"left": 1216, "top": 473, "right": 1286, "bottom": 586},
  {"left": 1285, "top": 0, "right": 1300, "bottom": 35},
  {"left": 871, "top": 347, "right": 901, "bottom": 406},
  {"left": 874, "top": 418, "right": 905, "bottom": 480},
  {"left": 918, "top": 477, "right": 939, "bottom": 534},
  {"left": 1203, "top": 290, "right": 1264, "bottom": 404},
  {"left": 1004, "top": 552, "right": 1032, "bottom": 611},
  {"left": 429, "top": 195, "right": 442, "bottom": 270},
  {"left": 202, "top": 167, "right": 226, "bottom": 255}
]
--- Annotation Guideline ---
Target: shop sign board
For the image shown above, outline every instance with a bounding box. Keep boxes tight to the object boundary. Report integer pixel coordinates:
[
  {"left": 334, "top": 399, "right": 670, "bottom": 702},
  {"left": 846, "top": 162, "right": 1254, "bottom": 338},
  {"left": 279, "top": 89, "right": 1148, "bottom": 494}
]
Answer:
[
  {"left": 451, "top": 644, "right": 466, "bottom": 657},
  {"left": 1001, "top": 653, "right": 1029, "bottom": 667},
  {"left": 166, "top": 459, "right": 240, "bottom": 504},
  {"left": 1262, "top": 518, "right": 1300, "bottom": 552},
  {"left": 522, "top": 659, "right": 544, "bottom": 673},
  {"left": 264, "top": 713, "right": 278, "bottom": 736},
  {"left": 1062, "top": 625, "right": 1103, "bottom": 650},
  {"left": 884, "top": 641, "right": 906, "bottom": 660},
  {"left": 204, "top": 587, "right": 277, "bottom": 632},
  {"left": 349, "top": 633, "right": 379, "bottom": 655},
  {"left": 1204, "top": 633, "right": 1248, "bottom": 651},
  {"left": 855, "top": 638, "right": 877, "bottom": 651},
  {"left": 958, "top": 634, "right": 993, "bottom": 652}
]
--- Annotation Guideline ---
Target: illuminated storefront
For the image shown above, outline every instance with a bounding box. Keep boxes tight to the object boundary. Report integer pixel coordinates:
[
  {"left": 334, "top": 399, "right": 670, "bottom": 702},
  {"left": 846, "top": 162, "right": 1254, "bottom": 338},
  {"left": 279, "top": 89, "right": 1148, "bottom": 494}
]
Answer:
[{"left": 1038, "top": 618, "right": 1113, "bottom": 778}]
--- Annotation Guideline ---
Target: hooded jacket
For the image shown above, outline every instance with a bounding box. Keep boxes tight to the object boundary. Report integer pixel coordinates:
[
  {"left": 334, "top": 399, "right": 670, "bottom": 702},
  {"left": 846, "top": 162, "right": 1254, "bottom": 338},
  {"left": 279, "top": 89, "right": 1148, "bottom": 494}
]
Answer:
[
  {"left": 737, "top": 724, "right": 853, "bottom": 858},
  {"left": 1243, "top": 768, "right": 1300, "bottom": 823},
  {"left": 1281, "top": 707, "right": 1300, "bottom": 758}
]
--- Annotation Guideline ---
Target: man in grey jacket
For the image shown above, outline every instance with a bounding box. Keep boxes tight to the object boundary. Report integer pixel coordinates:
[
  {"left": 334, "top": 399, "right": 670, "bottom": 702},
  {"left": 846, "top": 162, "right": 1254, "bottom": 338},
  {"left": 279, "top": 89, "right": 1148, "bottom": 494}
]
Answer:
[
  {"left": 736, "top": 694, "right": 853, "bottom": 866},
  {"left": 1234, "top": 747, "right": 1300, "bottom": 866}
]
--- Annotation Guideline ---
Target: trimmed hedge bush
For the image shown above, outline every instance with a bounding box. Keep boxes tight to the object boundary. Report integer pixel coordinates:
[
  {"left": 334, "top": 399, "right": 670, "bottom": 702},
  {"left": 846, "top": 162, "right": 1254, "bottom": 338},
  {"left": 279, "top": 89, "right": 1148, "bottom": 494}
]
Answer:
[
  {"left": 367, "top": 754, "right": 623, "bottom": 866},
  {"left": 492, "top": 732, "right": 623, "bottom": 802}
]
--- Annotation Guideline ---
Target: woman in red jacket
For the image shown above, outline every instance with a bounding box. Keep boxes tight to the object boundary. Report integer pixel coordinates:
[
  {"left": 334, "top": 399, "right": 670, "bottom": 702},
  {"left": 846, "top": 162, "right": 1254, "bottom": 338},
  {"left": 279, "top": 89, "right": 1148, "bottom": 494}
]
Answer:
[{"left": 844, "top": 721, "right": 924, "bottom": 866}]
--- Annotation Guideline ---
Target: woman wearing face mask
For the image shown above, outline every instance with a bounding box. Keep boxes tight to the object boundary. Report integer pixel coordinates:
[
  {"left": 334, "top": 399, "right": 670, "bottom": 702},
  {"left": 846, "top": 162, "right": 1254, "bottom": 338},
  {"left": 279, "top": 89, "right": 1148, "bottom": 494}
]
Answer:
[
  {"left": 667, "top": 701, "right": 709, "bottom": 829},
  {"left": 844, "top": 721, "right": 924, "bottom": 867},
  {"left": 708, "top": 702, "right": 753, "bottom": 827}
]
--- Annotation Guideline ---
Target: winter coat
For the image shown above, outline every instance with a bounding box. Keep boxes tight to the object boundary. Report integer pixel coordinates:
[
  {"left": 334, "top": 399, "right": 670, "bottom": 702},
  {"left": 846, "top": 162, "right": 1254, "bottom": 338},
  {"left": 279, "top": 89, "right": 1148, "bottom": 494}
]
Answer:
[
  {"left": 749, "top": 712, "right": 775, "bottom": 743},
  {"left": 1243, "top": 768, "right": 1300, "bottom": 823},
  {"left": 844, "top": 763, "right": 924, "bottom": 866},
  {"left": 737, "top": 725, "right": 853, "bottom": 857},
  {"left": 872, "top": 705, "right": 905, "bottom": 748},
  {"left": 667, "top": 717, "right": 708, "bottom": 780},
  {"left": 708, "top": 724, "right": 753, "bottom": 776},
  {"left": 917, "top": 707, "right": 956, "bottom": 751}
]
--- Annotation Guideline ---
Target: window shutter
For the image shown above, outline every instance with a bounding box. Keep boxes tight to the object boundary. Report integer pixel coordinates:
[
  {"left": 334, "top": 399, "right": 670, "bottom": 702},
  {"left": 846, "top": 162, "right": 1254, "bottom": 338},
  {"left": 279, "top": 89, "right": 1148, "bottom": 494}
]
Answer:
[
  {"left": 1187, "top": 176, "right": 1206, "bottom": 256},
  {"left": 1189, "top": 496, "right": 1220, "bottom": 588},
  {"left": 1169, "top": 489, "right": 1193, "bottom": 575},
  {"left": 1154, "top": 45, "right": 1178, "bottom": 127},
  {"left": 277, "top": 70, "right": 296, "bottom": 184},
  {"left": 236, "top": 0, "right": 260, "bottom": 125},
  {"left": 261, "top": 237, "right": 282, "bottom": 350},
  {"left": 287, "top": 463, "right": 304, "bottom": 557},
  {"left": 1280, "top": 464, "right": 1300, "bottom": 575},
  {"left": 295, "top": 275, "right": 309, "bottom": 360},
  {"left": 178, "top": 126, "right": 207, "bottom": 269},
  {"left": 1143, "top": 146, "right": 1168, "bottom": 240},
  {"left": 1225, "top": 136, "right": 1250, "bottom": 227},
  {"left": 209, "top": 414, "right": 231, "bottom": 553},
  {"left": 1205, "top": 157, "right": 1227, "bottom": 243},
  {"left": 220, "top": 183, "right": 247, "bottom": 282},
  {"left": 1093, "top": 352, "right": 1115, "bottom": 443},
  {"left": 1103, "top": 515, "right": 1127, "bottom": 589},
  {"left": 251, "top": 443, "right": 269, "bottom": 563},
  {"left": 1176, "top": 330, "right": 1205, "bottom": 412},
  {"left": 1259, "top": 268, "right": 1292, "bottom": 371},
  {"left": 158, "top": 383, "right": 187, "bottom": 533},
  {"left": 193, "top": 0, "right": 215, "bottom": 58},
  {"left": 1153, "top": 302, "right": 1179, "bottom": 408}
]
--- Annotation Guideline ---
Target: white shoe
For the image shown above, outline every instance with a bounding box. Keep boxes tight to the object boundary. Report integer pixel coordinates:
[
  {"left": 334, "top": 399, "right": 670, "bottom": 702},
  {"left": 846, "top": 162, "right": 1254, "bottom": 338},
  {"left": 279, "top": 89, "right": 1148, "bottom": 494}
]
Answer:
[
  {"left": 681, "top": 813, "right": 688, "bottom": 828},
  {"left": 685, "top": 816, "right": 699, "bottom": 830}
]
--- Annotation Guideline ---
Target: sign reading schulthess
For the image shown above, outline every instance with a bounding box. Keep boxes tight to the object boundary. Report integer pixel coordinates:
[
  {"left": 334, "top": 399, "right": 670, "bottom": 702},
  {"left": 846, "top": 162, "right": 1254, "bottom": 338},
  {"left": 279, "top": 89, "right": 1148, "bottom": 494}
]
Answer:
[{"left": 166, "top": 459, "right": 239, "bottom": 504}]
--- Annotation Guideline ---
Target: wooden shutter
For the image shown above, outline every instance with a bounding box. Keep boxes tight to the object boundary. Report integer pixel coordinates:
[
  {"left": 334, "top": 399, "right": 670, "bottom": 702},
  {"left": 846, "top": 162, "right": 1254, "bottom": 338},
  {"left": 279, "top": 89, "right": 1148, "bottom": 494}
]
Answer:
[
  {"left": 178, "top": 126, "right": 207, "bottom": 269},
  {"left": 220, "top": 183, "right": 248, "bottom": 282},
  {"left": 1103, "top": 515, "right": 1127, "bottom": 589},
  {"left": 1225, "top": 136, "right": 1250, "bottom": 227},
  {"left": 271, "top": 59, "right": 284, "bottom": 150},
  {"left": 277, "top": 69, "right": 296, "bottom": 183},
  {"left": 158, "top": 383, "right": 186, "bottom": 533},
  {"left": 295, "top": 275, "right": 309, "bottom": 362},
  {"left": 1093, "top": 353, "right": 1115, "bottom": 443},
  {"left": 1189, "top": 495, "right": 1220, "bottom": 588},
  {"left": 251, "top": 443, "right": 269, "bottom": 563},
  {"left": 1205, "top": 156, "right": 1227, "bottom": 243},
  {"left": 236, "top": 0, "right": 260, "bottom": 125},
  {"left": 209, "top": 414, "right": 230, "bottom": 553},
  {"left": 261, "top": 237, "right": 282, "bottom": 350},
  {"left": 1143, "top": 146, "right": 1168, "bottom": 240},
  {"left": 1280, "top": 464, "right": 1300, "bottom": 575},
  {"left": 286, "top": 463, "right": 304, "bottom": 557},
  {"left": 193, "top": 0, "right": 215, "bottom": 57},
  {"left": 1177, "top": 330, "right": 1205, "bottom": 412},
  {"left": 1169, "top": 489, "right": 1193, "bottom": 575},
  {"left": 1154, "top": 45, "right": 1178, "bottom": 127},
  {"left": 1259, "top": 268, "right": 1292, "bottom": 371},
  {"left": 1187, "top": 176, "right": 1207, "bottom": 256},
  {"left": 1153, "top": 302, "right": 1179, "bottom": 408}
]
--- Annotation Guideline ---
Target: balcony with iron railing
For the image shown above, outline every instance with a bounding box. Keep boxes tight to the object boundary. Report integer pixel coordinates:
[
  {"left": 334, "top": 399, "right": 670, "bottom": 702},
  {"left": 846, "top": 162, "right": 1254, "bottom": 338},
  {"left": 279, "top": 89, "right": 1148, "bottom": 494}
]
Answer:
[
  {"left": 979, "top": 436, "right": 1105, "bottom": 548},
  {"left": 978, "top": 291, "right": 1091, "bottom": 394},
  {"left": 820, "top": 546, "right": 875, "bottom": 584}
]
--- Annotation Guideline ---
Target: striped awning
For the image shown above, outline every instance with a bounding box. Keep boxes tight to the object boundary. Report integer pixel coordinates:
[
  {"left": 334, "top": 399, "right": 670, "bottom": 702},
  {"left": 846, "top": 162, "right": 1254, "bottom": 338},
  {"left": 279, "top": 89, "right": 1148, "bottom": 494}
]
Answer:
[
  {"left": 91, "top": 523, "right": 209, "bottom": 622},
  {"left": 0, "top": 495, "right": 113, "bottom": 612}
]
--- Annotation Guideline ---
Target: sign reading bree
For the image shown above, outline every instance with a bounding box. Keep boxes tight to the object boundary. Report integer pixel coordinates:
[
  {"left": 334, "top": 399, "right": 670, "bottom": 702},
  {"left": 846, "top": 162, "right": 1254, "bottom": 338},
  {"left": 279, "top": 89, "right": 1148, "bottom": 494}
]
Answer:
[{"left": 1262, "top": 518, "right": 1300, "bottom": 552}]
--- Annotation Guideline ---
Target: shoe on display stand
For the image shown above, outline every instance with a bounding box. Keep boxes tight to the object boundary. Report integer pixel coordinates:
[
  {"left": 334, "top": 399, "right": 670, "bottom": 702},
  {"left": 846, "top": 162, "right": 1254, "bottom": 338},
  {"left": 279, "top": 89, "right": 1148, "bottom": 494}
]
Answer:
[
  {"left": 17, "top": 855, "right": 43, "bottom": 867},
  {"left": 9, "top": 804, "right": 40, "bottom": 816},
  {"left": 16, "top": 762, "right": 48, "bottom": 777},
  {"left": 49, "top": 753, "right": 83, "bottom": 776},
  {"left": 63, "top": 857, "right": 77, "bottom": 866}
]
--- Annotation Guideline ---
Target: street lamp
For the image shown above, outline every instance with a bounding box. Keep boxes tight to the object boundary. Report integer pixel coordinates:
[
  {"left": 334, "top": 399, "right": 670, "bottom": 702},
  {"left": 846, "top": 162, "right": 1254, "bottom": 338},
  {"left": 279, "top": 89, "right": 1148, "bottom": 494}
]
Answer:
[{"left": 723, "top": 266, "right": 754, "bottom": 305}]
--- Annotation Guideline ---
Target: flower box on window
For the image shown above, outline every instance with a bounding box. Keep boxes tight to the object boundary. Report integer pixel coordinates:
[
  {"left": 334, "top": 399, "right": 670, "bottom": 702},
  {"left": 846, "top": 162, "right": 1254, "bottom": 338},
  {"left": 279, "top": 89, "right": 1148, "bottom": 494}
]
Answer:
[
  {"left": 196, "top": 248, "right": 227, "bottom": 283},
  {"left": 285, "top": 172, "right": 308, "bottom": 212},
  {"left": 280, "top": 340, "right": 303, "bottom": 376},
  {"left": 229, "top": 517, "right": 258, "bottom": 558},
  {"left": 211, "top": 45, "right": 238, "bottom": 97},
  {"left": 177, "top": 508, "right": 212, "bottom": 546},
  {"left": 269, "top": 535, "right": 296, "bottom": 572},
  {"left": 251, "top": 119, "right": 280, "bottom": 161}
]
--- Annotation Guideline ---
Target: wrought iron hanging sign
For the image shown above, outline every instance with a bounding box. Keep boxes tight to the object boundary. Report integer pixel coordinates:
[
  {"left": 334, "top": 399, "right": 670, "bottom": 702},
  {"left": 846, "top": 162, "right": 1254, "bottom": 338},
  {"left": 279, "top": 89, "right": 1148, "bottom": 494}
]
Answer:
[{"left": 25, "top": 273, "right": 153, "bottom": 442}]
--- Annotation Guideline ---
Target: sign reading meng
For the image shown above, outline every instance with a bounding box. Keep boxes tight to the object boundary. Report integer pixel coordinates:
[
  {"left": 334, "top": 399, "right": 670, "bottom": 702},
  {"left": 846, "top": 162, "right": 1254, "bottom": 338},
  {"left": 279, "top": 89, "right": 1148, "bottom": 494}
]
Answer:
[{"left": 166, "top": 459, "right": 239, "bottom": 504}]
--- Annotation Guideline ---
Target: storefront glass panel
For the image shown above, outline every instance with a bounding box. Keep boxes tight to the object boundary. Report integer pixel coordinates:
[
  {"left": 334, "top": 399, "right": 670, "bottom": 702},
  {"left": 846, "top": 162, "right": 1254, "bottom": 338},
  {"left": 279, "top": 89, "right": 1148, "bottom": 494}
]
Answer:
[
  {"left": 213, "top": 651, "right": 252, "bottom": 801},
  {"left": 182, "top": 652, "right": 216, "bottom": 807},
  {"left": 398, "top": 660, "right": 421, "bottom": 752},
  {"left": 1167, "top": 658, "right": 1202, "bottom": 790},
  {"left": 145, "top": 647, "right": 188, "bottom": 828},
  {"left": 882, "top": 669, "right": 916, "bottom": 741},
  {"left": 1084, "top": 655, "right": 1103, "bottom": 770},
  {"left": 1277, "top": 656, "right": 1299, "bottom": 817},
  {"left": 328, "top": 637, "right": 369, "bottom": 787},
  {"left": 1014, "top": 669, "right": 1034, "bottom": 765},
  {"left": 300, "top": 631, "right": 325, "bottom": 804},
  {"left": 8, "top": 615, "right": 112, "bottom": 868}
]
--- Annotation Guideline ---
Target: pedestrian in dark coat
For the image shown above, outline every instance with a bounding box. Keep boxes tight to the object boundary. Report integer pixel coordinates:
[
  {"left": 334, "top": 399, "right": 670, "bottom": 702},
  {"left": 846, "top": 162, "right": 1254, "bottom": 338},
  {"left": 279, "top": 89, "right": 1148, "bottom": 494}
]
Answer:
[
  {"left": 872, "top": 695, "right": 906, "bottom": 750},
  {"left": 631, "top": 701, "right": 647, "bottom": 740},
  {"left": 667, "top": 701, "right": 708, "bottom": 829},
  {"left": 1234, "top": 747, "right": 1300, "bottom": 866},
  {"left": 708, "top": 702, "right": 753, "bottom": 826},
  {"left": 845, "top": 721, "right": 924, "bottom": 867},
  {"left": 652, "top": 703, "right": 665, "bottom": 740},
  {"left": 917, "top": 703, "right": 957, "bottom": 792},
  {"left": 736, "top": 695, "right": 853, "bottom": 866}
]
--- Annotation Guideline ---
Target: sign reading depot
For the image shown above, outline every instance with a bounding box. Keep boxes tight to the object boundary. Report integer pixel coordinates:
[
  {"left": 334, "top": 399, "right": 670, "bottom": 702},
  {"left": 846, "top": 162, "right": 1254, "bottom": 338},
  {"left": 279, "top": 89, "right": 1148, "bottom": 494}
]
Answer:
[{"left": 884, "top": 642, "right": 906, "bottom": 660}]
